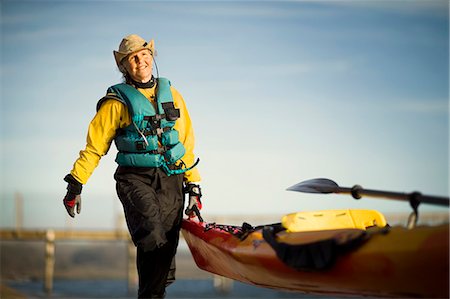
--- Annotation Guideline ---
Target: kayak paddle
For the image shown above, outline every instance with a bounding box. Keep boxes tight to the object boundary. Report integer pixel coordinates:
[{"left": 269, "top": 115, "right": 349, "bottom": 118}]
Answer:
[{"left": 287, "top": 178, "right": 450, "bottom": 207}]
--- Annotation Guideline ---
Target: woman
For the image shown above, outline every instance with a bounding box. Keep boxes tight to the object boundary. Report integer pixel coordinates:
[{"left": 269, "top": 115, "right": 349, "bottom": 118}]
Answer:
[{"left": 62, "top": 34, "right": 202, "bottom": 298}]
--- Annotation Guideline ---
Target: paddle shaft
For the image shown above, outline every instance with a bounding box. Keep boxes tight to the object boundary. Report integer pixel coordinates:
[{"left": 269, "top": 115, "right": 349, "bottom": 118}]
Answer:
[{"left": 338, "top": 186, "right": 450, "bottom": 207}]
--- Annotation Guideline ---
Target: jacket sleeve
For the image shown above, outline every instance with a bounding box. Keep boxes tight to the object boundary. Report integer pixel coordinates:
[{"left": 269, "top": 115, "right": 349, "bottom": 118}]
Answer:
[
  {"left": 70, "top": 100, "right": 128, "bottom": 184},
  {"left": 171, "top": 87, "right": 201, "bottom": 183}
]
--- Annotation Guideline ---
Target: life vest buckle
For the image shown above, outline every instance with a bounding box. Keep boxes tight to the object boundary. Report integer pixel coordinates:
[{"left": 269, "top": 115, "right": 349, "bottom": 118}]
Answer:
[
  {"left": 135, "top": 140, "right": 147, "bottom": 151},
  {"left": 146, "top": 114, "right": 165, "bottom": 124},
  {"left": 156, "top": 127, "right": 164, "bottom": 137},
  {"left": 157, "top": 146, "right": 167, "bottom": 154}
]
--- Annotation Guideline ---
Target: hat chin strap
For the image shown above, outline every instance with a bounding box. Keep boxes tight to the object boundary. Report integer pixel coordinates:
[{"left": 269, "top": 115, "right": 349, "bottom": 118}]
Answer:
[{"left": 152, "top": 54, "right": 159, "bottom": 79}]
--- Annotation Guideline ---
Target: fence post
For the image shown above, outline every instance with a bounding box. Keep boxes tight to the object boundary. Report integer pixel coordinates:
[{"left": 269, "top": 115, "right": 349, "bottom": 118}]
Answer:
[
  {"left": 15, "top": 192, "right": 23, "bottom": 230},
  {"left": 213, "top": 274, "right": 233, "bottom": 293},
  {"left": 44, "top": 229, "right": 55, "bottom": 295}
]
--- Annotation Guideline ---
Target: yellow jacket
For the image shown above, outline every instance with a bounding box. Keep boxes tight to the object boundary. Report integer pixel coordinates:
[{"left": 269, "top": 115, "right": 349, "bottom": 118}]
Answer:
[{"left": 70, "top": 84, "right": 201, "bottom": 185}]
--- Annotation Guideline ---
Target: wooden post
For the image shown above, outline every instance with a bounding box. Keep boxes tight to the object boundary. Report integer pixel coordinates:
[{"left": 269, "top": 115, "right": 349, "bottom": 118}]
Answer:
[
  {"left": 213, "top": 274, "right": 233, "bottom": 293},
  {"left": 44, "top": 229, "right": 55, "bottom": 295},
  {"left": 15, "top": 192, "right": 23, "bottom": 230},
  {"left": 127, "top": 240, "right": 137, "bottom": 295}
]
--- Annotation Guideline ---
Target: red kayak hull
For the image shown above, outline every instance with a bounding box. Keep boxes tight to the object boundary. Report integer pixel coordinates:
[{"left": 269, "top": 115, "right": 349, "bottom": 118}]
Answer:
[{"left": 181, "top": 219, "right": 449, "bottom": 298}]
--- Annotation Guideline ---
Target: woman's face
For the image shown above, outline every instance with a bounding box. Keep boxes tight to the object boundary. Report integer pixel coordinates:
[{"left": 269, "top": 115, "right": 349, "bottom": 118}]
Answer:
[{"left": 123, "top": 49, "right": 153, "bottom": 83}]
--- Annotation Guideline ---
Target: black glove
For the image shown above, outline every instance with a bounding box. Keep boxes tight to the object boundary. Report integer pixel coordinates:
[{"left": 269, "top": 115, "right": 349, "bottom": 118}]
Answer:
[
  {"left": 184, "top": 183, "right": 203, "bottom": 222},
  {"left": 63, "top": 174, "right": 82, "bottom": 218}
]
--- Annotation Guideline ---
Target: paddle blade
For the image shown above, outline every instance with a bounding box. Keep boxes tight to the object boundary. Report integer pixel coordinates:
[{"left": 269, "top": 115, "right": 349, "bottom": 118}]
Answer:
[{"left": 287, "top": 178, "right": 340, "bottom": 194}]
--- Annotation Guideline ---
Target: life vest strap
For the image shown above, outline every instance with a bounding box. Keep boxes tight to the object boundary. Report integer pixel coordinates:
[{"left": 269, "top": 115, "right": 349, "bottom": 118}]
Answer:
[
  {"left": 143, "top": 106, "right": 180, "bottom": 126},
  {"left": 141, "top": 126, "right": 170, "bottom": 137},
  {"left": 126, "top": 146, "right": 169, "bottom": 154},
  {"left": 162, "top": 158, "right": 200, "bottom": 176}
]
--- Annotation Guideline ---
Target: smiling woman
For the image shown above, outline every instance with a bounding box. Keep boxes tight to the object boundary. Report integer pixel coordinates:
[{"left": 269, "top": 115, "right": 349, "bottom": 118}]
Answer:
[{"left": 60, "top": 33, "right": 203, "bottom": 298}]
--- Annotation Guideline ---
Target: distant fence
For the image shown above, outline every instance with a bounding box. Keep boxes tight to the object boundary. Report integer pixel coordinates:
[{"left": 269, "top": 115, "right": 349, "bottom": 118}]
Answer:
[{"left": 0, "top": 229, "right": 135, "bottom": 295}]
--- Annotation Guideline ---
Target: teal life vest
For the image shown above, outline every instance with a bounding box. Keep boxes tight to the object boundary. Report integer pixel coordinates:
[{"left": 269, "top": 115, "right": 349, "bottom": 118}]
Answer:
[{"left": 98, "top": 77, "right": 198, "bottom": 175}]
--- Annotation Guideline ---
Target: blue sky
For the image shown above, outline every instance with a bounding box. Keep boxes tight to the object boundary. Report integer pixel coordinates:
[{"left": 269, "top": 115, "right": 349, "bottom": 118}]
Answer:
[{"left": 1, "top": 0, "right": 448, "bottom": 229}]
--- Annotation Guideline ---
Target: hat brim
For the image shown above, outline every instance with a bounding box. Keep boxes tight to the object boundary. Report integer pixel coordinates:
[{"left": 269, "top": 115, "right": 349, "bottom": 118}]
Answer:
[{"left": 113, "top": 39, "right": 155, "bottom": 68}]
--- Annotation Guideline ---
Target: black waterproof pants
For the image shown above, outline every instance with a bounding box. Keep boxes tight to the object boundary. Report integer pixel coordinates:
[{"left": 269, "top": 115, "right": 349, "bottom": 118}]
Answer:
[{"left": 114, "top": 166, "right": 184, "bottom": 298}]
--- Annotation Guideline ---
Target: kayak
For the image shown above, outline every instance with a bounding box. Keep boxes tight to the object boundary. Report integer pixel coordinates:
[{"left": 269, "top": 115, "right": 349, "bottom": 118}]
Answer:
[{"left": 181, "top": 210, "right": 449, "bottom": 298}]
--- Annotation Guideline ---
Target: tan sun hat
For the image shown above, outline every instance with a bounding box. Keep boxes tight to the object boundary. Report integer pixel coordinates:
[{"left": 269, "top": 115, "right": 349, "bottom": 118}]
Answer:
[{"left": 113, "top": 34, "right": 155, "bottom": 68}]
